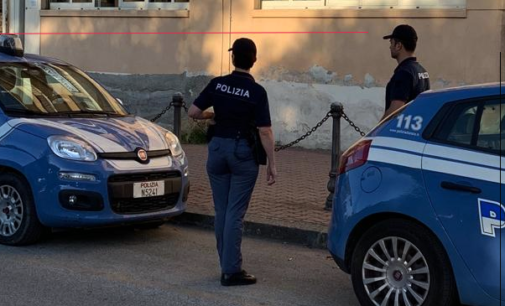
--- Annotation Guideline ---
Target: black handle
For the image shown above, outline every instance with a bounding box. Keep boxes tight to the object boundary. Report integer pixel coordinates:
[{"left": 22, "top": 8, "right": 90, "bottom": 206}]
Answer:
[{"left": 441, "top": 181, "right": 481, "bottom": 194}]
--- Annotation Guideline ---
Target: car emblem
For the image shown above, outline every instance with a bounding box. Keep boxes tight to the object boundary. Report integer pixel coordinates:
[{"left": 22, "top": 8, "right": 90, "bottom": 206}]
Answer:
[
  {"left": 137, "top": 149, "right": 148, "bottom": 162},
  {"left": 393, "top": 270, "right": 403, "bottom": 281}
]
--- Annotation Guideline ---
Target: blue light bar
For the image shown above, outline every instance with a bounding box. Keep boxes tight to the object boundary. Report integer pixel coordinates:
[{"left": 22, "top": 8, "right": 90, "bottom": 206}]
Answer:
[{"left": 0, "top": 35, "right": 24, "bottom": 57}]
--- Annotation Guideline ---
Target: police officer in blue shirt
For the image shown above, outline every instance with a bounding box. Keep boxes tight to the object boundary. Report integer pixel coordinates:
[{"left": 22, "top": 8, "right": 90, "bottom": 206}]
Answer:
[
  {"left": 188, "top": 38, "right": 277, "bottom": 286},
  {"left": 382, "top": 24, "right": 430, "bottom": 120}
]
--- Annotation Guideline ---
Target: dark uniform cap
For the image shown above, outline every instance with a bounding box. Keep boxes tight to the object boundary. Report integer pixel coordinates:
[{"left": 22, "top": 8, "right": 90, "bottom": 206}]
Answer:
[
  {"left": 383, "top": 24, "right": 418, "bottom": 42},
  {"left": 228, "top": 38, "right": 257, "bottom": 57}
]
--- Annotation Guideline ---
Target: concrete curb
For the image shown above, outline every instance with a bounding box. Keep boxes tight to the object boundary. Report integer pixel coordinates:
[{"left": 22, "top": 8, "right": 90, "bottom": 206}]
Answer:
[{"left": 172, "top": 212, "right": 328, "bottom": 249}]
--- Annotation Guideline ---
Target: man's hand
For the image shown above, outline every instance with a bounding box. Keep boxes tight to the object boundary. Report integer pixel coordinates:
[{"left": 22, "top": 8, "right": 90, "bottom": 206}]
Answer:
[{"left": 381, "top": 100, "right": 406, "bottom": 121}]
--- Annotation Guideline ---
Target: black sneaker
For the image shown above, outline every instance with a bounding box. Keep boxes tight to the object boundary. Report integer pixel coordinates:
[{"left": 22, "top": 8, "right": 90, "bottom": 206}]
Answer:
[{"left": 220, "top": 270, "right": 257, "bottom": 286}]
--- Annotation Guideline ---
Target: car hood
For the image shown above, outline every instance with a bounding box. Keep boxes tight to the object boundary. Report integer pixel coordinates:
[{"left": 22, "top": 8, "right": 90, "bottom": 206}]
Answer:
[{"left": 7, "top": 116, "right": 170, "bottom": 153}]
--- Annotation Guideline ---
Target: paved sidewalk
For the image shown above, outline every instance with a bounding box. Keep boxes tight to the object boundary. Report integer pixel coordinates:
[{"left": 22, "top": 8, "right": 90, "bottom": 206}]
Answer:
[{"left": 173, "top": 144, "right": 333, "bottom": 248}]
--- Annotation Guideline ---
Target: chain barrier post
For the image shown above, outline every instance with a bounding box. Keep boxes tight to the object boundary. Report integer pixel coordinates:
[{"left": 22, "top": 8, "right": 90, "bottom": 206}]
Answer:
[
  {"left": 172, "top": 92, "right": 183, "bottom": 138},
  {"left": 325, "top": 102, "right": 343, "bottom": 211}
]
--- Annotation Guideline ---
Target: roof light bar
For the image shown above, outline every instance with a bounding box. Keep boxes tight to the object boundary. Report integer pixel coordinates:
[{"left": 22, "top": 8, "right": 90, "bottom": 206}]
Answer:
[{"left": 0, "top": 35, "right": 24, "bottom": 57}]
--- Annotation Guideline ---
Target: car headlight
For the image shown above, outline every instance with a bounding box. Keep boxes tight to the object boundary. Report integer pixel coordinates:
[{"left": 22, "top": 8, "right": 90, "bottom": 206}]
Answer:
[
  {"left": 48, "top": 136, "right": 97, "bottom": 162},
  {"left": 165, "top": 132, "right": 184, "bottom": 158}
]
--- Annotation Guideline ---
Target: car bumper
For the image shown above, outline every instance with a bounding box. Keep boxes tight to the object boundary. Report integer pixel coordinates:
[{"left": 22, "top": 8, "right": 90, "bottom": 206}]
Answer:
[
  {"left": 27, "top": 155, "right": 189, "bottom": 228},
  {"left": 327, "top": 173, "right": 354, "bottom": 274}
]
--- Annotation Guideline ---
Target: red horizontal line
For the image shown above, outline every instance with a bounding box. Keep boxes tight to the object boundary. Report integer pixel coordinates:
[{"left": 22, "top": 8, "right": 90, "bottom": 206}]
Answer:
[{"left": 7, "top": 31, "right": 368, "bottom": 35}]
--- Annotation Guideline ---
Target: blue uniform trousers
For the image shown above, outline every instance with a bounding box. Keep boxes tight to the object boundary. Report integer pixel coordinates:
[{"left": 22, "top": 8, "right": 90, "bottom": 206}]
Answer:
[{"left": 206, "top": 137, "right": 259, "bottom": 274}]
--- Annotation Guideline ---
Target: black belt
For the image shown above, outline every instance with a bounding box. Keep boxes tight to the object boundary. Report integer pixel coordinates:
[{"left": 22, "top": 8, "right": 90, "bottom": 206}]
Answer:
[{"left": 213, "top": 128, "right": 249, "bottom": 139}]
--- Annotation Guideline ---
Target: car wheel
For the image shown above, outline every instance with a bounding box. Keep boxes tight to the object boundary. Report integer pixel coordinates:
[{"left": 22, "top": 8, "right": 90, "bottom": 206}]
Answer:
[
  {"left": 0, "top": 173, "right": 45, "bottom": 245},
  {"left": 351, "top": 219, "right": 458, "bottom": 306}
]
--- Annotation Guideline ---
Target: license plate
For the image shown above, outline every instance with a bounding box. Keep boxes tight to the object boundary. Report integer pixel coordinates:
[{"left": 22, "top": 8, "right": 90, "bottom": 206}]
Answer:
[{"left": 133, "top": 180, "right": 165, "bottom": 198}]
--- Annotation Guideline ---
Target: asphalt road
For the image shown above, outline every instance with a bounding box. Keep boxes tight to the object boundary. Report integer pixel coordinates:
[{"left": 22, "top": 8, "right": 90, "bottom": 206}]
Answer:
[{"left": 0, "top": 224, "right": 359, "bottom": 306}]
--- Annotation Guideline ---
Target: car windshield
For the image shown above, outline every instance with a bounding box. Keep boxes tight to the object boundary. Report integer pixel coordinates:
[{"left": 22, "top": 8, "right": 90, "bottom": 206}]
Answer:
[{"left": 0, "top": 62, "right": 128, "bottom": 116}]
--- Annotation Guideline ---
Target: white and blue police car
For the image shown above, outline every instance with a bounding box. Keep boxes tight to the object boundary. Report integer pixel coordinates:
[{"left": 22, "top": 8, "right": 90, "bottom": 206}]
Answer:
[
  {"left": 0, "top": 35, "right": 189, "bottom": 245},
  {"left": 328, "top": 83, "right": 503, "bottom": 306}
]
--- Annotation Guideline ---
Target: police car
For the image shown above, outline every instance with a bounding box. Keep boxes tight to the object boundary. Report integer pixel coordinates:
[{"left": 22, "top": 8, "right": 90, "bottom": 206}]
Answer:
[
  {"left": 328, "top": 83, "right": 503, "bottom": 306},
  {"left": 0, "top": 35, "right": 189, "bottom": 245}
]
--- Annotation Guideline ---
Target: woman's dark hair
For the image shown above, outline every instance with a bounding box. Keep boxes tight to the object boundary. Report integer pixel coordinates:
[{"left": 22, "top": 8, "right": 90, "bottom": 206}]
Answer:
[{"left": 229, "top": 38, "right": 257, "bottom": 70}]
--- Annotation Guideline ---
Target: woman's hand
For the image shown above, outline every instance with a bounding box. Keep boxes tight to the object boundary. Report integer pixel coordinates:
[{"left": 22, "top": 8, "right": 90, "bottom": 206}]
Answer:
[
  {"left": 188, "top": 104, "right": 214, "bottom": 120},
  {"left": 266, "top": 163, "right": 277, "bottom": 186},
  {"left": 258, "top": 126, "right": 277, "bottom": 186}
]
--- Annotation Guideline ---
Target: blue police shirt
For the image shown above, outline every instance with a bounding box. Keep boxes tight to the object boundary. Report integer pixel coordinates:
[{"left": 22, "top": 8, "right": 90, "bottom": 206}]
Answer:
[
  {"left": 193, "top": 71, "right": 271, "bottom": 138},
  {"left": 385, "top": 57, "right": 430, "bottom": 111}
]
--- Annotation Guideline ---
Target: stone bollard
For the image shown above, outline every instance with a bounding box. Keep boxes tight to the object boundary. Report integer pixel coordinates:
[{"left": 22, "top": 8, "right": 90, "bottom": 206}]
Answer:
[{"left": 325, "top": 102, "right": 343, "bottom": 211}]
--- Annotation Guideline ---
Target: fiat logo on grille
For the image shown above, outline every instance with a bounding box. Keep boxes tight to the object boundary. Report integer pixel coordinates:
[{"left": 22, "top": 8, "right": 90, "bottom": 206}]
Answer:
[{"left": 137, "top": 149, "right": 148, "bottom": 162}]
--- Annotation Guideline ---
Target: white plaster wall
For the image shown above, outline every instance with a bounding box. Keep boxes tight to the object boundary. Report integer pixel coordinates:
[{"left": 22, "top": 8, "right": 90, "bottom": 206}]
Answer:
[{"left": 261, "top": 81, "right": 385, "bottom": 150}]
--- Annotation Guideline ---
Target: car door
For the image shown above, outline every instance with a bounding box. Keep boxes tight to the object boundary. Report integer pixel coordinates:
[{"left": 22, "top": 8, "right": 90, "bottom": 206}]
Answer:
[{"left": 421, "top": 97, "right": 504, "bottom": 301}]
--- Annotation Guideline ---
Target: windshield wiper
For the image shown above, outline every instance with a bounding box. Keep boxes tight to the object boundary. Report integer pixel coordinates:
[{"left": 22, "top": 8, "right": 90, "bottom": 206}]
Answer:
[
  {"left": 4, "top": 109, "right": 68, "bottom": 117},
  {"left": 57, "top": 110, "right": 118, "bottom": 117}
]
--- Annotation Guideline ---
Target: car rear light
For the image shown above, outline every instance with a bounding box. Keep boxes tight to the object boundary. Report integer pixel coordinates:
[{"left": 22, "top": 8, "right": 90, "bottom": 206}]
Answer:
[{"left": 338, "top": 139, "right": 372, "bottom": 175}]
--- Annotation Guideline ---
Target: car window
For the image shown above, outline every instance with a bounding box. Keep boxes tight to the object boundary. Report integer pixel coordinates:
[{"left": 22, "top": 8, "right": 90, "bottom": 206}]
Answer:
[
  {"left": 433, "top": 99, "right": 503, "bottom": 154},
  {"left": 0, "top": 62, "right": 128, "bottom": 116},
  {"left": 446, "top": 103, "right": 478, "bottom": 146},
  {"left": 477, "top": 101, "right": 504, "bottom": 152}
]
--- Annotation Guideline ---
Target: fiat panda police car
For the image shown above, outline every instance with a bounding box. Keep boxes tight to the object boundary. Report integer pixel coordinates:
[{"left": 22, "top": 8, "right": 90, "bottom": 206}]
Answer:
[
  {"left": 0, "top": 35, "right": 189, "bottom": 245},
  {"left": 328, "top": 83, "right": 503, "bottom": 306}
]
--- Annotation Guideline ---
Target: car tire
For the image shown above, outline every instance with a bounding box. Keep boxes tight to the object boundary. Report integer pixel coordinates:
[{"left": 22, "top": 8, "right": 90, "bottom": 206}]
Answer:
[
  {"left": 0, "top": 173, "right": 46, "bottom": 245},
  {"left": 350, "top": 219, "right": 458, "bottom": 306}
]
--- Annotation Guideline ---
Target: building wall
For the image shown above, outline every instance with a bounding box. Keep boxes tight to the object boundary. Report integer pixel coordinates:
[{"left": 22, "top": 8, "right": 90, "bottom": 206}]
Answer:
[{"left": 37, "top": 0, "right": 504, "bottom": 149}]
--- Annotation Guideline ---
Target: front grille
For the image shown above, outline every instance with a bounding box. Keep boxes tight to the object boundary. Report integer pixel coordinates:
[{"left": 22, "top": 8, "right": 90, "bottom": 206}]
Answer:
[
  {"left": 108, "top": 171, "right": 182, "bottom": 214},
  {"left": 110, "top": 193, "right": 179, "bottom": 214},
  {"left": 109, "top": 171, "right": 181, "bottom": 183},
  {"left": 98, "top": 149, "right": 171, "bottom": 160}
]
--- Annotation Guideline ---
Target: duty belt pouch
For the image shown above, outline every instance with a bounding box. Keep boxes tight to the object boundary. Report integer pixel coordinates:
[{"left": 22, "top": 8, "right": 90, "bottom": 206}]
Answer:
[{"left": 248, "top": 129, "right": 267, "bottom": 165}]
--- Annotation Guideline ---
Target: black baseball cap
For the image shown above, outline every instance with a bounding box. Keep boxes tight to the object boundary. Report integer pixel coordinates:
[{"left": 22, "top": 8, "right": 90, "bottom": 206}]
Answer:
[
  {"left": 228, "top": 38, "right": 257, "bottom": 57},
  {"left": 383, "top": 24, "right": 418, "bottom": 42}
]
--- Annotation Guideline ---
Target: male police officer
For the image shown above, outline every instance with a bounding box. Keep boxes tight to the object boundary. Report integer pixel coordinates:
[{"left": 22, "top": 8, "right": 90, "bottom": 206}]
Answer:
[
  {"left": 188, "top": 38, "right": 277, "bottom": 286},
  {"left": 382, "top": 24, "right": 430, "bottom": 120}
]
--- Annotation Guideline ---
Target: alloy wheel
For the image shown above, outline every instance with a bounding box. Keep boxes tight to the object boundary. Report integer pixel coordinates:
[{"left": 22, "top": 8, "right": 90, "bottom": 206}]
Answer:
[
  {"left": 362, "top": 236, "right": 430, "bottom": 306},
  {"left": 0, "top": 185, "right": 24, "bottom": 237}
]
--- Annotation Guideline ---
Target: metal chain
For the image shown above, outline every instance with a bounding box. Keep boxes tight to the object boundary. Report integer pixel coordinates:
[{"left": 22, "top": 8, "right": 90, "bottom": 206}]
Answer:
[
  {"left": 274, "top": 111, "right": 332, "bottom": 152},
  {"left": 182, "top": 102, "right": 206, "bottom": 131},
  {"left": 274, "top": 108, "right": 366, "bottom": 152},
  {"left": 152, "top": 99, "right": 365, "bottom": 148},
  {"left": 341, "top": 111, "right": 366, "bottom": 137},
  {"left": 181, "top": 102, "right": 189, "bottom": 113},
  {"left": 150, "top": 102, "right": 174, "bottom": 123}
]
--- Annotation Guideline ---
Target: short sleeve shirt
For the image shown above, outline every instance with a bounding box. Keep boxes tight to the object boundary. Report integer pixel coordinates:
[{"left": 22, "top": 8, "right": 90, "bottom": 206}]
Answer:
[
  {"left": 385, "top": 57, "right": 430, "bottom": 110},
  {"left": 193, "top": 71, "right": 271, "bottom": 132}
]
